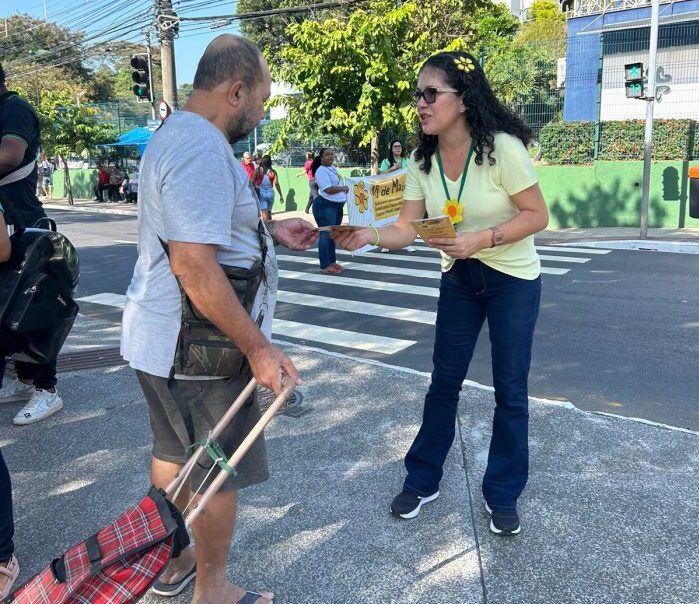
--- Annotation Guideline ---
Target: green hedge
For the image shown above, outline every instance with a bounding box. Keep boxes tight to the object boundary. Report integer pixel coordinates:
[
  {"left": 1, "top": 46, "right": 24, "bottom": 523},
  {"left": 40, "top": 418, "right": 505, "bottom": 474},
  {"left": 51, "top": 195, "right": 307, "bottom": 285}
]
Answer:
[{"left": 539, "top": 119, "right": 699, "bottom": 164}]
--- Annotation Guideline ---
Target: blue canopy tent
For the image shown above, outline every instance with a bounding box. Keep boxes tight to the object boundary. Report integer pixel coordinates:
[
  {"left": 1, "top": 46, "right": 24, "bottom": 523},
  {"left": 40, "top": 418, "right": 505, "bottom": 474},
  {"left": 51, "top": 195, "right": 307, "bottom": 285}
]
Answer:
[{"left": 100, "top": 127, "right": 153, "bottom": 156}]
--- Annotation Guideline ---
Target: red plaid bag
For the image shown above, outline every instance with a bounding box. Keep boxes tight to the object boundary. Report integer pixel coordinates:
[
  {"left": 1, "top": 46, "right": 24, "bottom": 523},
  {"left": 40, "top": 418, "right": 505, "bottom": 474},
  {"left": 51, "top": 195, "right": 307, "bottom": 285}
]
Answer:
[{"left": 5, "top": 487, "right": 189, "bottom": 604}]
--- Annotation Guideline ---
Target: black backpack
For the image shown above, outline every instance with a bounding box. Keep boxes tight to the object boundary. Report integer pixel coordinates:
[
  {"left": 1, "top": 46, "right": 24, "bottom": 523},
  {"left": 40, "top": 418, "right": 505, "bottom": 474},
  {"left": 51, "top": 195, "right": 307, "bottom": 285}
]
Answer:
[{"left": 0, "top": 220, "right": 80, "bottom": 363}]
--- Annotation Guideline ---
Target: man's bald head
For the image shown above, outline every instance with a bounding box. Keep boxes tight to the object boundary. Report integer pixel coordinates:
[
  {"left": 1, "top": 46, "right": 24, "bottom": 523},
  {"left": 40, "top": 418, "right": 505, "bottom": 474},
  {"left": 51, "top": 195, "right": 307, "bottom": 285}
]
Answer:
[{"left": 193, "top": 34, "right": 263, "bottom": 92}]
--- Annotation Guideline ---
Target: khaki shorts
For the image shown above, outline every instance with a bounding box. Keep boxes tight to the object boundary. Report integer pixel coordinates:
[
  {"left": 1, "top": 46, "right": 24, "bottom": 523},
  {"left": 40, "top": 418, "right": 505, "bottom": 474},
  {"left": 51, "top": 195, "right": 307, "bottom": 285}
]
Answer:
[{"left": 136, "top": 371, "right": 269, "bottom": 492}]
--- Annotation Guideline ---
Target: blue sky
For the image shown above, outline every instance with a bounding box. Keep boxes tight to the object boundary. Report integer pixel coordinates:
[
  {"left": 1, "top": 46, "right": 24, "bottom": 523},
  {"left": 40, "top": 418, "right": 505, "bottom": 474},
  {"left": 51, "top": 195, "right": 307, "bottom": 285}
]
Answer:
[{"left": 1, "top": 0, "right": 241, "bottom": 85}]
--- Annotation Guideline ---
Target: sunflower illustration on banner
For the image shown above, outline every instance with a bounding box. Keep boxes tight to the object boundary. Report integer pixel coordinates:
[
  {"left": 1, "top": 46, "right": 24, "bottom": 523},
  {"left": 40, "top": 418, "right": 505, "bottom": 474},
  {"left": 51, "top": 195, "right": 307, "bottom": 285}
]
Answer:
[{"left": 354, "top": 182, "right": 369, "bottom": 213}]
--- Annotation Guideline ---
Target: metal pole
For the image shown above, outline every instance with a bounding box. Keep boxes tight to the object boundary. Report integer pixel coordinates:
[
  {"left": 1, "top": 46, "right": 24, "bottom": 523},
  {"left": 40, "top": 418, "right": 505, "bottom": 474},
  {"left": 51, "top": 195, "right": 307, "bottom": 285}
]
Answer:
[
  {"left": 593, "top": 33, "right": 604, "bottom": 160},
  {"left": 640, "top": 0, "right": 660, "bottom": 239},
  {"left": 145, "top": 31, "right": 156, "bottom": 120}
]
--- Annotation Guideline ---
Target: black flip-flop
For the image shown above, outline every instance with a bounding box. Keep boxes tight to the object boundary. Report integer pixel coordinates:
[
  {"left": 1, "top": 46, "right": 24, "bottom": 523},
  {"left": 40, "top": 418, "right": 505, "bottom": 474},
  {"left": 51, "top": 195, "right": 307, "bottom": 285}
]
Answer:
[
  {"left": 237, "top": 591, "right": 273, "bottom": 604},
  {"left": 151, "top": 564, "right": 197, "bottom": 596}
]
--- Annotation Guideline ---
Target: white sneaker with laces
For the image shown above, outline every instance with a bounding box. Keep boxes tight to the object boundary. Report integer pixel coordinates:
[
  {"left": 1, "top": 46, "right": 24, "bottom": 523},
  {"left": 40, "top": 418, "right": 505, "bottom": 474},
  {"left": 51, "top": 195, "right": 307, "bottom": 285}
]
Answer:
[
  {"left": 13, "top": 389, "right": 64, "bottom": 425},
  {"left": 0, "top": 379, "right": 35, "bottom": 404}
]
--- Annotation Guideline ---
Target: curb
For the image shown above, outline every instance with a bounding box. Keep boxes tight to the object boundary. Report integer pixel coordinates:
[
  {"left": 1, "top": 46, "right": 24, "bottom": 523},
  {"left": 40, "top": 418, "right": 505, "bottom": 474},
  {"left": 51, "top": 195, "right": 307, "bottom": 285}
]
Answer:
[{"left": 44, "top": 203, "right": 137, "bottom": 217}]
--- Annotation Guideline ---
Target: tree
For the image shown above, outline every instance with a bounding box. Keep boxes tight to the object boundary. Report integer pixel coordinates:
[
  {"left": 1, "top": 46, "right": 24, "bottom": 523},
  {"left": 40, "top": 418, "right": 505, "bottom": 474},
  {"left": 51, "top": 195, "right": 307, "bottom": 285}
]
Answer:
[
  {"left": 178, "top": 83, "right": 194, "bottom": 104},
  {"left": 237, "top": 0, "right": 356, "bottom": 63},
  {"left": 268, "top": 0, "right": 494, "bottom": 170},
  {"left": 35, "top": 90, "right": 116, "bottom": 204},
  {"left": 515, "top": 0, "right": 567, "bottom": 59},
  {"left": 0, "top": 15, "right": 90, "bottom": 82}
]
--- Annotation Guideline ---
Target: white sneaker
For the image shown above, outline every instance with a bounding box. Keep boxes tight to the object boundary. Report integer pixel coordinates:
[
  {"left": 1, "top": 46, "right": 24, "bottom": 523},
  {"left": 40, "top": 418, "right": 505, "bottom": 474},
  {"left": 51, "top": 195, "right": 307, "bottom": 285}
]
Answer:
[
  {"left": 404, "top": 246, "right": 416, "bottom": 252},
  {"left": 0, "top": 379, "right": 35, "bottom": 404},
  {"left": 379, "top": 248, "right": 390, "bottom": 253},
  {"left": 13, "top": 389, "right": 64, "bottom": 425}
]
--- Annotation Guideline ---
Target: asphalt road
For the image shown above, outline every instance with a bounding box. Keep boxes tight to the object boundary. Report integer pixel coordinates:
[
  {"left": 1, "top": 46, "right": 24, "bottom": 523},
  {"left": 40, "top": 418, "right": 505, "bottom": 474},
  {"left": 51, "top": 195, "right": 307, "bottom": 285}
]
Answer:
[{"left": 50, "top": 208, "right": 699, "bottom": 430}]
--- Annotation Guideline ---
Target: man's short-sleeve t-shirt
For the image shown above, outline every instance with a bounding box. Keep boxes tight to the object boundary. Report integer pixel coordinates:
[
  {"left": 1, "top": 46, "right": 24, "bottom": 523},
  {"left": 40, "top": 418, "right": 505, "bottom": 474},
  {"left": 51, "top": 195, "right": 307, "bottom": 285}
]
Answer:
[
  {"left": 0, "top": 92, "right": 44, "bottom": 227},
  {"left": 120, "top": 110, "right": 277, "bottom": 378},
  {"left": 404, "top": 132, "right": 540, "bottom": 280}
]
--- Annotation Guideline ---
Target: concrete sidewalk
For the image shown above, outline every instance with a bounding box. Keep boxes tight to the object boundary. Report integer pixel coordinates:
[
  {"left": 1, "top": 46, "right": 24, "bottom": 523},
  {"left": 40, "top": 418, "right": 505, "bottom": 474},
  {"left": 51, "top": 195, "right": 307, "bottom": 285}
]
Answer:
[
  {"left": 45, "top": 197, "right": 699, "bottom": 242},
  {"left": 2, "top": 342, "right": 697, "bottom": 603}
]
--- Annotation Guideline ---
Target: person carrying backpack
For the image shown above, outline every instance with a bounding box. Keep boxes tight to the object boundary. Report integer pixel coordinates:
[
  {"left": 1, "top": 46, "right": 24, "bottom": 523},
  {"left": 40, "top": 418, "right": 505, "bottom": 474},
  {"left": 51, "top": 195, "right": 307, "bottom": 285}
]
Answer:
[{"left": 0, "top": 61, "right": 64, "bottom": 425}]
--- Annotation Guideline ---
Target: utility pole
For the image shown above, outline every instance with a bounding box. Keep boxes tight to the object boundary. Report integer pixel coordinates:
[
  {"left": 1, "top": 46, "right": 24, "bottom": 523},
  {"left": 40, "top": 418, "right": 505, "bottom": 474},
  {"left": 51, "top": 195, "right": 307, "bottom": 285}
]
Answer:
[
  {"left": 639, "top": 0, "right": 660, "bottom": 239},
  {"left": 145, "top": 30, "right": 157, "bottom": 120},
  {"left": 156, "top": 0, "right": 179, "bottom": 110}
]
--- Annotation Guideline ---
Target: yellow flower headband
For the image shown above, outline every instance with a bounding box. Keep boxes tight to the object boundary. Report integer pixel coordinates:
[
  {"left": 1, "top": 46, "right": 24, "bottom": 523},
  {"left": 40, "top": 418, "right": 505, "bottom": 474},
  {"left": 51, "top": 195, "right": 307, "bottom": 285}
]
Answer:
[{"left": 454, "top": 56, "right": 476, "bottom": 73}]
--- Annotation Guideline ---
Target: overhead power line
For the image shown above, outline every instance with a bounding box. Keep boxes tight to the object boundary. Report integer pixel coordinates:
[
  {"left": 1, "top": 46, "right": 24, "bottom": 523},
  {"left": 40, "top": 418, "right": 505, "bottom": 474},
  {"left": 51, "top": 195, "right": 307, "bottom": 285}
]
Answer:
[{"left": 165, "top": 0, "right": 366, "bottom": 25}]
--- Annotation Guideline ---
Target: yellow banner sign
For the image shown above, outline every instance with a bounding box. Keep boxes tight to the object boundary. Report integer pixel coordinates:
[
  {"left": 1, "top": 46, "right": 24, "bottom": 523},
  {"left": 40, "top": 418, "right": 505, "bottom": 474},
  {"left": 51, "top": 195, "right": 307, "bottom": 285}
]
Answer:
[{"left": 370, "top": 173, "right": 407, "bottom": 221}]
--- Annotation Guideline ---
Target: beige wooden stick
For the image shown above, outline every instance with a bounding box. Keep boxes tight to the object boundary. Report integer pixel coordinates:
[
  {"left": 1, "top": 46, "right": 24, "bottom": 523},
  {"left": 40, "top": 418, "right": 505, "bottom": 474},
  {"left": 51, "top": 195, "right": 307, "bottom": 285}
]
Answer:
[
  {"left": 164, "top": 377, "right": 259, "bottom": 499},
  {"left": 184, "top": 376, "right": 295, "bottom": 527}
]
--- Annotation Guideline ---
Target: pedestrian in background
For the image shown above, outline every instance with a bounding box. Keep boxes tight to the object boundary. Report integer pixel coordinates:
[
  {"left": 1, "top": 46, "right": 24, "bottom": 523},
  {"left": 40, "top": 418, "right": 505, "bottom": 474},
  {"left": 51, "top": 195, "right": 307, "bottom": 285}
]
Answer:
[
  {"left": 0, "top": 60, "right": 63, "bottom": 426},
  {"left": 379, "top": 139, "right": 408, "bottom": 174},
  {"left": 38, "top": 153, "right": 54, "bottom": 199},
  {"left": 252, "top": 155, "right": 282, "bottom": 221},
  {"left": 108, "top": 164, "right": 125, "bottom": 203},
  {"left": 333, "top": 50, "right": 549, "bottom": 535},
  {"left": 296, "top": 151, "right": 316, "bottom": 213},
  {"left": 312, "top": 147, "right": 348, "bottom": 274},
  {"left": 241, "top": 151, "right": 255, "bottom": 181},
  {"left": 93, "top": 163, "right": 110, "bottom": 202}
]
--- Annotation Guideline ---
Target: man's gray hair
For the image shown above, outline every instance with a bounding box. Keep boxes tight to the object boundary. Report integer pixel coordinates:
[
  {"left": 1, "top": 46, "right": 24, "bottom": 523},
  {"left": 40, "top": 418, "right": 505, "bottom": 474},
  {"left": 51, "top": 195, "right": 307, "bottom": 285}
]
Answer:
[{"left": 193, "top": 34, "right": 263, "bottom": 91}]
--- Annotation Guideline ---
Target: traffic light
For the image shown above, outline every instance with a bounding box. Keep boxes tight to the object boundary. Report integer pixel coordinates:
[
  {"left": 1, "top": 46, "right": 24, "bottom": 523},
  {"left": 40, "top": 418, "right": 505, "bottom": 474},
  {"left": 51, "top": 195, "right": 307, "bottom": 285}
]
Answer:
[
  {"left": 131, "top": 54, "right": 151, "bottom": 101},
  {"left": 624, "top": 62, "right": 644, "bottom": 99}
]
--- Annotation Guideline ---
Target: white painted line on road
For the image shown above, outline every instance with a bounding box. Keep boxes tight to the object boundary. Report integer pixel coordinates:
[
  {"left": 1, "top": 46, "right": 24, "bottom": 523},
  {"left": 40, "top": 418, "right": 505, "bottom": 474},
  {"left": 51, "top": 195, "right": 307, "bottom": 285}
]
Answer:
[
  {"left": 279, "top": 254, "right": 570, "bottom": 276},
  {"left": 76, "top": 293, "right": 126, "bottom": 308},
  {"left": 537, "top": 254, "right": 590, "bottom": 264},
  {"left": 278, "top": 290, "right": 436, "bottom": 325},
  {"left": 535, "top": 245, "right": 611, "bottom": 254},
  {"left": 272, "top": 319, "right": 415, "bottom": 354},
  {"left": 114, "top": 239, "right": 137, "bottom": 245},
  {"left": 278, "top": 270, "right": 440, "bottom": 297},
  {"left": 277, "top": 254, "right": 441, "bottom": 279},
  {"left": 275, "top": 340, "right": 699, "bottom": 436},
  {"left": 337, "top": 250, "right": 442, "bottom": 265}
]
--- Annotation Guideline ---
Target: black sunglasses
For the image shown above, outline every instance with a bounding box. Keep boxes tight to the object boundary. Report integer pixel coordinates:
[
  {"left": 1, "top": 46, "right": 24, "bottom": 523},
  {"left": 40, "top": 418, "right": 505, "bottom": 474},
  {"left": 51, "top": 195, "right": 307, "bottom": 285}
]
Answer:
[{"left": 411, "top": 86, "right": 460, "bottom": 104}]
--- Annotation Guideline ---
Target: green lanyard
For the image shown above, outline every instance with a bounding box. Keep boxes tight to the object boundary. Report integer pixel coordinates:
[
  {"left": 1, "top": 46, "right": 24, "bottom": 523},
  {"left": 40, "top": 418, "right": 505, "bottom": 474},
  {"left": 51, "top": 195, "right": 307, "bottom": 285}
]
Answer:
[{"left": 435, "top": 140, "right": 475, "bottom": 203}]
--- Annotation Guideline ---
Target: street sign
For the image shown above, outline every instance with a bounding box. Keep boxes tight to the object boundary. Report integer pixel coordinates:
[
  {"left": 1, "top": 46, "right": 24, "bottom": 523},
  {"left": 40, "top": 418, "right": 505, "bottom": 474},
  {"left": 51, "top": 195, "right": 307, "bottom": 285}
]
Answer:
[
  {"left": 159, "top": 100, "right": 172, "bottom": 120},
  {"left": 147, "top": 119, "right": 159, "bottom": 132}
]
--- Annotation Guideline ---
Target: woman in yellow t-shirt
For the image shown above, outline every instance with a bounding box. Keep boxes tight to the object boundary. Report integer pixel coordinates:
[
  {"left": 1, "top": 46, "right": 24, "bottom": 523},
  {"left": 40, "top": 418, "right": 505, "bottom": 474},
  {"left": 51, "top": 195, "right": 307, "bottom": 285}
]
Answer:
[{"left": 333, "top": 51, "right": 549, "bottom": 535}]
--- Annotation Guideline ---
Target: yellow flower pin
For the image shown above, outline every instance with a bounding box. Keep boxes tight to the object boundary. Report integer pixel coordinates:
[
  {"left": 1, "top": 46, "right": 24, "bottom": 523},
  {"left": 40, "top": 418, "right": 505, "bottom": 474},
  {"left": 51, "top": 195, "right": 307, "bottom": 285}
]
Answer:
[
  {"left": 443, "top": 199, "right": 463, "bottom": 224},
  {"left": 354, "top": 182, "right": 369, "bottom": 213},
  {"left": 454, "top": 56, "right": 475, "bottom": 73}
]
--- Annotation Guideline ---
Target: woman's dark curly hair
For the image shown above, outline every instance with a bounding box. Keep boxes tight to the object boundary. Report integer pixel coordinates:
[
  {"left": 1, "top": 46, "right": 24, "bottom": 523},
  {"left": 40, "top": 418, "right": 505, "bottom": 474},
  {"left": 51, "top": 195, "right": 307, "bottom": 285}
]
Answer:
[
  {"left": 415, "top": 51, "right": 532, "bottom": 174},
  {"left": 310, "top": 147, "right": 329, "bottom": 176}
]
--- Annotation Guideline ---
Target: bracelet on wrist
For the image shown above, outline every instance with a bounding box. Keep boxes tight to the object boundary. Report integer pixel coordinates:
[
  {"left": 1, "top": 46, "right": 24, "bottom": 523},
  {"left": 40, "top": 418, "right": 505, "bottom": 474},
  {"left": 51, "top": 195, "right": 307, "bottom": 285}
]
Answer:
[
  {"left": 370, "top": 224, "right": 381, "bottom": 247},
  {"left": 264, "top": 220, "right": 279, "bottom": 245}
]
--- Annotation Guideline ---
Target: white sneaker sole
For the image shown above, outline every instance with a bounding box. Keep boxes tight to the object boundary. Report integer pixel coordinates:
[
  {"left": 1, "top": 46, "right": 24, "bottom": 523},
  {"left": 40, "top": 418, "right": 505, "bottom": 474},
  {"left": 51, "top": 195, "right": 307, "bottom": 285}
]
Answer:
[
  {"left": 13, "top": 399, "right": 64, "bottom": 425},
  {"left": 484, "top": 502, "right": 521, "bottom": 535},
  {"left": 392, "top": 491, "right": 440, "bottom": 519}
]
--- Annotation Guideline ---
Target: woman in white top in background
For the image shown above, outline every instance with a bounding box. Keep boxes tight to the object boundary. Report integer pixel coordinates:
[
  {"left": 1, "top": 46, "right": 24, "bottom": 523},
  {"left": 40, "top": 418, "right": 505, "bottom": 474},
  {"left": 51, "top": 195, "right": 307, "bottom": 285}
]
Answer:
[{"left": 311, "top": 148, "right": 348, "bottom": 274}]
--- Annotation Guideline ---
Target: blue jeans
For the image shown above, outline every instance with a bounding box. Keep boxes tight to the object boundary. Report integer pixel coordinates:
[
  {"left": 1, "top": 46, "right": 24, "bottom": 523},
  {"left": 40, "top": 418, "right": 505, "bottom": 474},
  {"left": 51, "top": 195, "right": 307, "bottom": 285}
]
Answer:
[
  {"left": 0, "top": 449, "right": 14, "bottom": 561},
  {"left": 404, "top": 259, "right": 541, "bottom": 512},
  {"left": 312, "top": 196, "right": 345, "bottom": 269}
]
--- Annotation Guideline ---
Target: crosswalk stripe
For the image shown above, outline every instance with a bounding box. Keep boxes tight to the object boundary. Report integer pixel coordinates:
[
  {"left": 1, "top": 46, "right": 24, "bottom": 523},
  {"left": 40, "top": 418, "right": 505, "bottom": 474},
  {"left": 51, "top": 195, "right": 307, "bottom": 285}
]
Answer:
[
  {"left": 77, "top": 293, "right": 126, "bottom": 308},
  {"left": 336, "top": 249, "right": 588, "bottom": 265},
  {"left": 535, "top": 245, "right": 611, "bottom": 254},
  {"left": 278, "top": 290, "right": 436, "bottom": 324},
  {"left": 279, "top": 270, "right": 440, "bottom": 297},
  {"left": 76, "top": 292, "right": 418, "bottom": 354},
  {"left": 277, "top": 254, "right": 441, "bottom": 279},
  {"left": 412, "top": 241, "right": 611, "bottom": 255},
  {"left": 279, "top": 255, "right": 570, "bottom": 276},
  {"left": 272, "top": 319, "right": 415, "bottom": 354}
]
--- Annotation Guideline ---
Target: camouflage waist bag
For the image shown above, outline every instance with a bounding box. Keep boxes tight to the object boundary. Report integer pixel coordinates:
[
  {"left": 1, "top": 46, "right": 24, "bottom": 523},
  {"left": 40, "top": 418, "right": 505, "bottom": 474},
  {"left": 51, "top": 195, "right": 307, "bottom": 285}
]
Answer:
[
  {"left": 160, "top": 220, "right": 268, "bottom": 378},
  {"left": 173, "top": 260, "right": 265, "bottom": 378}
]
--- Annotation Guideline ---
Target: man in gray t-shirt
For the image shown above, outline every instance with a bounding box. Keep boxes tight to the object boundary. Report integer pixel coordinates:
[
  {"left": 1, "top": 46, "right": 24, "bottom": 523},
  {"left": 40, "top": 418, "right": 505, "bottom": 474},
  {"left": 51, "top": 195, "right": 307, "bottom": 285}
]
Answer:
[{"left": 120, "top": 35, "right": 317, "bottom": 604}]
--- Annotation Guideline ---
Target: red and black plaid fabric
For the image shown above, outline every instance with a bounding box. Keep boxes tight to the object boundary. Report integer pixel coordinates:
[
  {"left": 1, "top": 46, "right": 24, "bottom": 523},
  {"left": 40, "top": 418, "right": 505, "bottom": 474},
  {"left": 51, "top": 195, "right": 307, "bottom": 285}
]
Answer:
[{"left": 6, "top": 487, "right": 188, "bottom": 604}]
